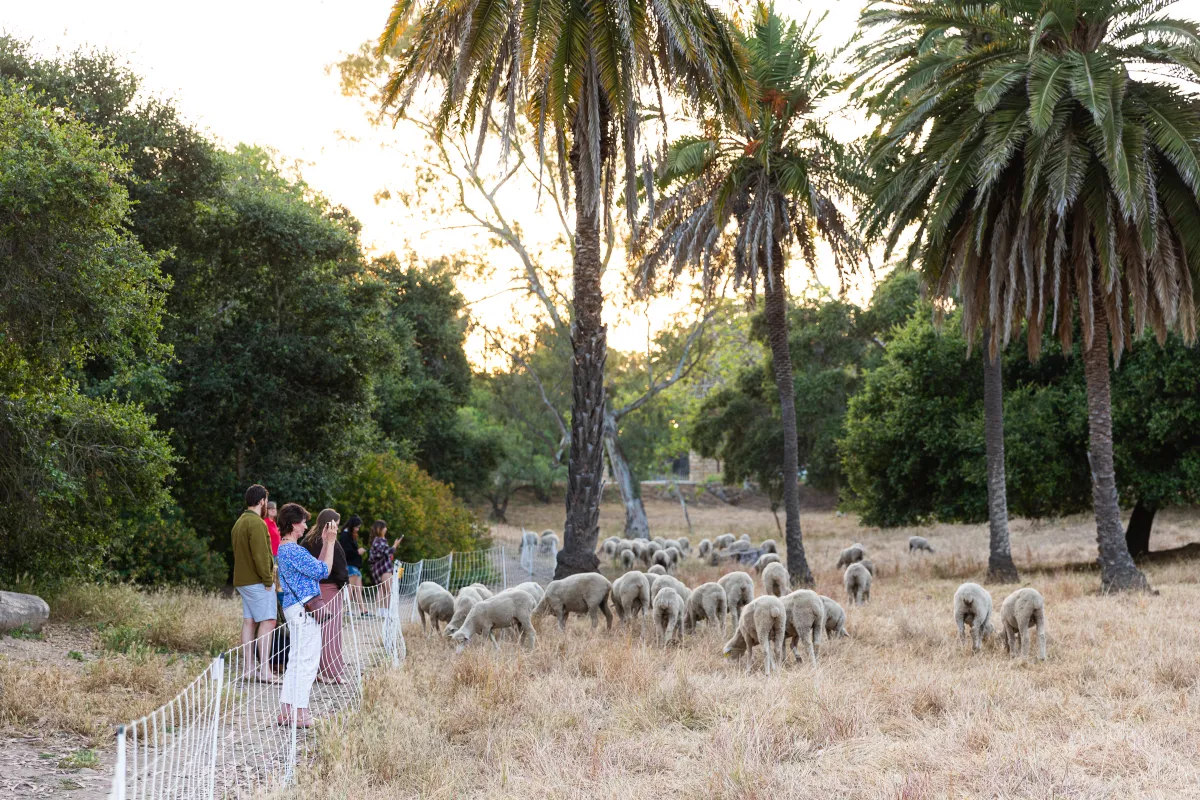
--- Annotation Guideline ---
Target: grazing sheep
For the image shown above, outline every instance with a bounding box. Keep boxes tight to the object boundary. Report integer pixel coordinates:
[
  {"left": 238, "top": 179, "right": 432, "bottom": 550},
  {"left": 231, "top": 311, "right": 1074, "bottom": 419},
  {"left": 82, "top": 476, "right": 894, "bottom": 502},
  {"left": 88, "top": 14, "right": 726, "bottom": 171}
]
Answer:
[
  {"left": 649, "top": 574, "right": 691, "bottom": 606},
  {"left": 653, "top": 536, "right": 667, "bottom": 546},
  {"left": 676, "top": 536, "right": 691, "bottom": 554},
  {"left": 760, "top": 539, "right": 778, "bottom": 554},
  {"left": 858, "top": 559, "right": 876, "bottom": 576},
  {"left": 665, "top": 546, "right": 683, "bottom": 567},
  {"left": 651, "top": 587, "right": 685, "bottom": 645},
  {"left": 844, "top": 562, "right": 872, "bottom": 605},
  {"left": 820, "top": 596, "right": 848, "bottom": 638},
  {"left": 662, "top": 538, "right": 681, "bottom": 553},
  {"left": 620, "top": 549, "right": 636, "bottom": 570},
  {"left": 684, "top": 582, "right": 728, "bottom": 636},
  {"left": 465, "top": 583, "right": 494, "bottom": 599},
  {"left": 953, "top": 582, "right": 995, "bottom": 652},
  {"left": 601, "top": 536, "right": 621, "bottom": 558},
  {"left": 718, "top": 571, "right": 755, "bottom": 627},
  {"left": 762, "top": 562, "right": 790, "bottom": 598},
  {"left": 739, "top": 533, "right": 751, "bottom": 544},
  {"left": 715, "top": 533, "right": 736, "bottom": 550},
  {"left": 533, "top": 573, "right": 613, "bottom": 631},
  {"left": 642, "top": 541, "right": 663, "bottom": 569},
  {"left": 698, "top": 539, "right": 713, "bottom": 559},
  {"left": 835, "top": 543, "right": 867, "bottom": 568},
  {"left": 754, "top": 552, "right": 781, "bottom": 574},
  {"left": 539, "top": 531, "right": 560, "bottom": 555},
  {"left": 781, "top": 589, "right": 826, "bottom": 665},
  {"left": 652, "top": 549, "right": 672, "bottom": 572},
  {"left": 520, "top": 529, "right": 540, "bottom": 555},
  {"left": 450, "top": 590, "right": 537, "bottom": 653},
  {"left": 512, "top": 581, "right": 545, "bottom": 606},
  {"left": 647, "top": 564, "right": 667, "bottom": 576},
  {"left": 908, "top": 536, "right": 934, "bottom": 554},
  {"left": 444, "top": 586, "right": 486, "bottom": 636},
  {"left": 415, "top": 582, "right": 455, "bottom": 636},
  {"left": 1000, "top": 588, "right": 1047, "bottom": 661},
  {"left": 610, "top": 571, "right": 652, "bottom": 626},
  {"left": 630, "top": 540, "right": 646, "bottom": 559},
  {"left": 722, "top": 596, "right": 787, "bottom": 676}
]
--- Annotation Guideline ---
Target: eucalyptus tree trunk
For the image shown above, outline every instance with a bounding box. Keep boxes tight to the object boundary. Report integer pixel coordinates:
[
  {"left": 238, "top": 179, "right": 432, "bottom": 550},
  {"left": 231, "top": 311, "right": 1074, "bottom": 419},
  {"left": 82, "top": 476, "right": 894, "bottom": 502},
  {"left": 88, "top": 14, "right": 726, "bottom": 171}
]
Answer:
[
  {"left": 982, "top": 336, "right": 1019, "bottom": 582},
  {"left": 1082, "top": 286, "right": 1149, "bottom": 592},
  {"left": 555, "top": 111, "right": 607, "bottom": 579},
  {"left": 603, "top": 413, "right": 650, "bottom": 538},
  {"left": 761, "top": 246, "right": 814, "bottom": 587}
]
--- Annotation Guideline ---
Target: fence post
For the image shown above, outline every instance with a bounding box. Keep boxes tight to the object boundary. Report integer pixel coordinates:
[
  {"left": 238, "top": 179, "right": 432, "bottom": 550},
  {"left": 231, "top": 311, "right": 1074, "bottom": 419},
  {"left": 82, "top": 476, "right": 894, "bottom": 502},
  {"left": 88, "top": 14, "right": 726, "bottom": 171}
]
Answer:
[
  {"left": 409, "top": 560, "right": 424, "bottom": 623},
  {"left": 110, "top": 725, "right": 126, "bottom": 800},
  {"left": 206, "top": 657, "right": 224, "bottom": 800},
  {"left": 446, "top": 552, "right": 454, "bottom": 590},
  {"left": 501, "top": 545, "right": 508, "bottom": 589},
  {"left": 389, "top": 564, "right": 406, "bottom": 666}
]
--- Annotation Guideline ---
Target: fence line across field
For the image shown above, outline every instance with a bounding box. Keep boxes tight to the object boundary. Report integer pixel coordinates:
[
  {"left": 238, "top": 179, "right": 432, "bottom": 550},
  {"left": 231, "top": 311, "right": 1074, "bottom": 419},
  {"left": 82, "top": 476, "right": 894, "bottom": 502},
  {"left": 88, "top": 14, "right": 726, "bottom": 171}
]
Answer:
[{"left": 108, "top": 539, "right": 558, "bottom": 799}]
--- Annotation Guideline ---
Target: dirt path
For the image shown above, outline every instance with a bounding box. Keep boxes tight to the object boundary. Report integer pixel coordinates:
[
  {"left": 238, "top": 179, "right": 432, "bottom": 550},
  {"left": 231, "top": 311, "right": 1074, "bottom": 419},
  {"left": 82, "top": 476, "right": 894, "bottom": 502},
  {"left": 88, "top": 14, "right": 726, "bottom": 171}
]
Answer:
[{"left": 0, "top": 732, "right": 113, "bottom": 799}]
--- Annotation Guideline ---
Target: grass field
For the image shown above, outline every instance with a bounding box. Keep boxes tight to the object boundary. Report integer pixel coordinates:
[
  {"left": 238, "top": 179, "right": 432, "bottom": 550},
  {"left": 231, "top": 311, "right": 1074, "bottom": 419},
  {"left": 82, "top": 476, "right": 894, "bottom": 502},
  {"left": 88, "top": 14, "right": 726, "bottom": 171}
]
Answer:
[{"left": 288, "top": 495, "right": 1200, "bottom": 799}]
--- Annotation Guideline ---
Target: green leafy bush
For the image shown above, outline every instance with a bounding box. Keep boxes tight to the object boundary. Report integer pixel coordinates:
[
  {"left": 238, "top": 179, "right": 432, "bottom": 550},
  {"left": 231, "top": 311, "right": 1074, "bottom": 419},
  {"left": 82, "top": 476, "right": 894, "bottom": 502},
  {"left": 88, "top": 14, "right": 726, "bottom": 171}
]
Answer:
[
  {"left": 107, "top": 510, "right": 228, "bottom": 589},
  {"left": 337, "top": 452, "right": 488, "bottom": 562}
]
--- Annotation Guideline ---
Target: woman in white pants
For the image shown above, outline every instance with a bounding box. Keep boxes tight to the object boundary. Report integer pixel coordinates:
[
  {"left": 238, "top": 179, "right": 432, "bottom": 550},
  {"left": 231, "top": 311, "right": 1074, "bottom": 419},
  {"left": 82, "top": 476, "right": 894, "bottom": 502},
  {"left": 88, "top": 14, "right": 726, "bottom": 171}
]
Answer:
[{"left": 274, "top": 503, "right": 337, "bottom": 728}]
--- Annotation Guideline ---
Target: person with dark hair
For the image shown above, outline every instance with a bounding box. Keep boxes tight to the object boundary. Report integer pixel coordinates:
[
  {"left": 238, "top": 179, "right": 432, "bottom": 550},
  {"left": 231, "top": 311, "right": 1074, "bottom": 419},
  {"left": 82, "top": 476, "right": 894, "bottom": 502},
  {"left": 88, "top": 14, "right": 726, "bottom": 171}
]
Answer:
[
  {"left": 265, "top": 501, "right": 281, "bottom": 557},
  {"left": 301, "top": 508, "right": 349, "bottom": 683},
  {"left": 231, "top": 484, "right": 277, "bottom": 682},
  {"left": 367, "top": 520, "right": 403, "bottom": 613},
  {"left": 275, "top": 503, "right": 336, "bottom": 728},
  {"left": 338, "top": 515, "right": 367, "bottom": 614}
]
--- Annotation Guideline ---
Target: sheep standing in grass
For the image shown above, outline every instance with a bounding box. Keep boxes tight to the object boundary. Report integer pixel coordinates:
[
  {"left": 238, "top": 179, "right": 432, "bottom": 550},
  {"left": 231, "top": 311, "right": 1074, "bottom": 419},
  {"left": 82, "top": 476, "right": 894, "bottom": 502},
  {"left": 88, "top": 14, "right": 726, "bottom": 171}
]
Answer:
[
  {"left": 601, "top": 537, "right": 621, "bottom": 559},
  {"left": 1000, "top": 588, "right": 1047, "bottom": 661},
  {"left": 649, "top": 574, "right": 691, "bottom": 606},
  {"left": 652, "top": 587, "right": 685, "bottom": 645},
  {"left": 684, "top": 582, "right": 728, "bottom": 636},
  {"left": 444, "top": 586, "right": 486, "bottom": 636},
  {"left": 760, "top": 539, "right": 778, "bottom": 555},
  {"left": 781, "top": 589, "right": 826, "bottom": 665},
  {"left": 820, "top": 596, "right": 848, "bottom": 638},
  {"left": 416, "top": 582, "right": 455, "bottom": 636},
  {"left": 620, "top": 549, "right": 636, "bottom": 571},
  {"left": 718, "top": 571, "right": 754, "bottom": 626},
  {"left": 677, "top": 536, "right": 691, "bottom": 554},
  {"left": 652, "top": 549, "right": 672, "bottom": 573},
  {"left": 908, "top": 536, "right": 934, "bottom": 554},
  {"left": 540, "top": 531, "right": 560, "bottom": 555},
  {"left": 520, "top": 529, "right": 539, "bottom": 556},
  {"left": 698, "top": 539, "right": 712, "bottom": 560},
  {"left": 953, "top": 582, "right": 995, "bottom": 652},
  {"left": 611, "top": 571, "right": 651, "bottom": 627},
  {"left": 754, "top": 552, "right": 781, "bottom": 574},
  {"left": 844, "top": 562, "right": 871, "bottom": 605},
  {"left": 739, "top": 533, "right": 751, "bottom": 544},
  {"left": 513, "top": 581, "right": 545, "bottom": 605},
  {"left": 722, "top": 596, "right": 786, "bottom": 676},
  {"left": 647, "top": 564, "right": 666, "bottom": 576},
  {"left": 465, "top": 583, "right": 494, "bottom": 599},
  {"left": 450, "top": 590, "right": 537, "bottom": 653},
  {"left": 715, "top": 533, "right": 736, "bottom": 550},
  {"left": 836, "top": 543, "right": 867, "bottom": 568},
  {"left": 762, "top": 562, "right": 790, "bottom": 598},
  {"left": 665, "top": 546, "right": 683, "bottom": 568},
  {"left": 533, "top": 573, "right": 613, "bottom": 631}
]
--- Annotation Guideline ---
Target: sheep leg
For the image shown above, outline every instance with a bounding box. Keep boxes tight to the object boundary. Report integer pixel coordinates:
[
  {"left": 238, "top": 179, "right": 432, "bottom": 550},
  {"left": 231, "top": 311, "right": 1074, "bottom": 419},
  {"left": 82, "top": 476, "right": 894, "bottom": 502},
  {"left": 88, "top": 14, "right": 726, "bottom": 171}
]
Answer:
[
  {"left": 588, "top": 606, "right": 599, "bottom": 630},
  {"left": 971, "top": 622, "right": 983, "bottom": 653},
  {"left": 557, "top": 609, "right": 567, "bottom": 631},
  {"left": 807, "top": 631, "right": 817, "bottom": 666},
  {"left": 1018, "top": 618, "right": 1030, "bottom": 659},
  {"left": 955, "top": 614, "right": 966, "bottom": 641},
  {"left": 601, "top": 597, "right": 613, "bottom": 630},
  {"left": 1036, "top": 622, "right": 1046, "bottom": 661},
  {"left": 419, "top": 608, "right": 428, "bottom": 636},
  {"left": 490, "top": 631, "right": 500, "bottom": 651}
]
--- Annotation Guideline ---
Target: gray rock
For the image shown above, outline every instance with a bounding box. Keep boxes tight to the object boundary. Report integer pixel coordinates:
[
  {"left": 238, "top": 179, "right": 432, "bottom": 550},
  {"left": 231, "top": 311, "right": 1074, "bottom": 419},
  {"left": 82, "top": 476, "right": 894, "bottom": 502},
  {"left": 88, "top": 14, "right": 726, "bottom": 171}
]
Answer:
[{"left": 0, "top": 591, "right": 51, "bottom": 633}]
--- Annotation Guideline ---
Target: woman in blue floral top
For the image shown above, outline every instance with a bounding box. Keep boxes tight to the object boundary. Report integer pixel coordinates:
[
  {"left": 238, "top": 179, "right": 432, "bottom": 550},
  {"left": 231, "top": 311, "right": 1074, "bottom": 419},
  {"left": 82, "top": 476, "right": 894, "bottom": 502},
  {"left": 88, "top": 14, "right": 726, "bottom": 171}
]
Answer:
[{"left": 275, "top": 503, "right": 336, "bottom": 728}]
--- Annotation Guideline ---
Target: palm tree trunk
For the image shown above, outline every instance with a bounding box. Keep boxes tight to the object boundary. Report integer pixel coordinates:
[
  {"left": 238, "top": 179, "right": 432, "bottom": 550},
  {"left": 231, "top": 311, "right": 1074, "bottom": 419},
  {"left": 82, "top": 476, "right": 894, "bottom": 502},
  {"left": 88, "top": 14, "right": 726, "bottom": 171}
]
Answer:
[
  {"left": 982, "top": 334, "right": 1019, "bottom": 582},
  {"left": 761, "top": 247, "right": 814, "bottom": 586},
  {"left": 603, "top": 412, "right": 650, "bottom": 539},
  {"left": 555, "top": 118, "right": 606, "bottom": 579},
  {"left": 1082, "top": 286, "right": 1149, "bottom": 592}
]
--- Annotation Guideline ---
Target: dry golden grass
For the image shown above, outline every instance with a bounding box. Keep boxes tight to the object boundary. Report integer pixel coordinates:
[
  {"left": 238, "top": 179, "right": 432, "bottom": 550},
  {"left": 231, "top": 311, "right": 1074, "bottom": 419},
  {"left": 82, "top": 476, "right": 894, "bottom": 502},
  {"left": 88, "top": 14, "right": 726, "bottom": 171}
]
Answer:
[{"left": 287, "top": 499, "right": 1200, "bottom": 799}]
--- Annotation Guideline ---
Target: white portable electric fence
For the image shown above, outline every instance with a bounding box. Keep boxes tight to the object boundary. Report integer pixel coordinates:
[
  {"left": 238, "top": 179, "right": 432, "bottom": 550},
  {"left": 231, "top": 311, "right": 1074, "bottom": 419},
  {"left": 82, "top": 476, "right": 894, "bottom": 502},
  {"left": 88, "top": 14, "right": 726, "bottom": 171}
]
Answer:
[{"left": 107, "top": 540, "right": 558, "bottom": 799}]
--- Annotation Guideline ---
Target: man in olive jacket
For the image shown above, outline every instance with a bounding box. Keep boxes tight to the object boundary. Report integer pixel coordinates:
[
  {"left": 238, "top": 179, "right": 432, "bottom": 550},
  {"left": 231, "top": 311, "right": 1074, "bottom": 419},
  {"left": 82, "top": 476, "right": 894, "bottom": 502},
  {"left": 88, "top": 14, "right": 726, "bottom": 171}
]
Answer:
[{"left": 232, "top": 484, "right": 278, "bottom": 682}]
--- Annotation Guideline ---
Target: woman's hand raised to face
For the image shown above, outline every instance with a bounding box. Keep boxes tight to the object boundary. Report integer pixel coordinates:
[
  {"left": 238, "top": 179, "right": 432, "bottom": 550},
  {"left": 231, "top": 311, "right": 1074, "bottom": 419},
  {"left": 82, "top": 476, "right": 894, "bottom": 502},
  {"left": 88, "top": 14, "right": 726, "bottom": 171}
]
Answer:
[{"left": 322, "top": 520, "right": 338, "bottom": 546}]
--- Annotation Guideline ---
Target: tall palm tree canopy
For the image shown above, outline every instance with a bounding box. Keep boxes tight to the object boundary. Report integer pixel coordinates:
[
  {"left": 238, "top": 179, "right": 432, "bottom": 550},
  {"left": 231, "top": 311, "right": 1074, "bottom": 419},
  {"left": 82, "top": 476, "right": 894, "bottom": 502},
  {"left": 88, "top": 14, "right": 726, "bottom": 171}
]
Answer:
[
  {"left": 640, "top": 4, "right": 862, "bottom": 289},
  {"left": 857, "top": 0, "right": 1200, "bottom": 360},
  {"left": 377, "top": 0, "right": 751, "bottom": 232}
]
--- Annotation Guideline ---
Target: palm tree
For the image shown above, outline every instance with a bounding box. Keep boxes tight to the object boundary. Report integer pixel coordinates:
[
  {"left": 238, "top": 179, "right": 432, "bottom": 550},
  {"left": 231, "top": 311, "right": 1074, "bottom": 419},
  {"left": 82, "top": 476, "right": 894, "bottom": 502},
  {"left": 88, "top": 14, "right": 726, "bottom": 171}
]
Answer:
[
  {"left": 858, "top": 0, "right": 1200, "bottom": 591},
  {"left": 639, "top": 4, "right": 864, "bottom": 586},
  {"left": 376, "top": 0, "right": 750, "bottom": 577}
]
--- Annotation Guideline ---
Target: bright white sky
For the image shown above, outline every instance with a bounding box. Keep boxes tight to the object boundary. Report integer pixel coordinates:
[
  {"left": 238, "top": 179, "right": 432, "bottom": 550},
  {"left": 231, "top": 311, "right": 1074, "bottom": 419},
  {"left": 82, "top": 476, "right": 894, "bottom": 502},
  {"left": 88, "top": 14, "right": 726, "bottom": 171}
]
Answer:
[{"left": 9, "top": 0, "right": 876, "bottom": 361}]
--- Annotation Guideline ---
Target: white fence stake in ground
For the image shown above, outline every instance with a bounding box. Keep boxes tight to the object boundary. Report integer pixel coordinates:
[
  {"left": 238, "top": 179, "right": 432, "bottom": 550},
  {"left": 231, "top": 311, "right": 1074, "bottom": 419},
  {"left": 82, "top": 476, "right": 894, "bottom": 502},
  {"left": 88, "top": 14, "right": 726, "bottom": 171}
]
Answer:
[
  {"left": 205, "top": 657, "right": 224, "bottom": 800},
  {"left": 389, "top": 563, "right": 406, "bottom": 666},
  {"left": 109, "top": 725, "right": 126, "bottom": 800}
]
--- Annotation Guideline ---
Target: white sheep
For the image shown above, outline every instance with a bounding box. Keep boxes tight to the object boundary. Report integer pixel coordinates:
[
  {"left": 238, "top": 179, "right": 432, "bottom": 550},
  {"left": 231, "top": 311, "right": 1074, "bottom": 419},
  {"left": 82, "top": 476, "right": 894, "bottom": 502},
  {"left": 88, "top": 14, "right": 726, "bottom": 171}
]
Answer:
[
  {"left": 450, "top": 589, "right": 537, "bottom": 653},
  {"left": 647, "top": 563, "right": 666, "bottom": 576},
  {"left": 533, "top": 573, "right": 613, "bottom": 631},
  {"left": 651, "top": 586, "right": 685, "bottom": 645},
  {"left": 512, "top": 581, "right": 545, "bottom": 606},
  {"left": 722, "top": 595, "right": 786, "bottom": 676},
  {"left": 718, "top": 571, "right": 755, "bottom": 627},
  {"left": 781, "top": 589, "right": 825, "bottom": 665},
  {"left": 729, "top": 539, "right": 752, "bottom": 553},
  {"left": 520, "top": 529, "right": 539, "bottom": 555},
  {"left": 653, "top": 536, "right": 667, "bottom": 546},
  {"left": 620, "top": 549, "right": 636, "bottom": 570},
  {"left": 858, "top": 559, "right": 876, "bottom": 576},
  {"left": 908, "top": 535, "right": 934, "bottom": 554},
  {"left": 844, "top": 562, "right": 872, "bottom": 605},
  {"left": 444, "top": 586, "right": 486, "bottom": 636},
  {"left": 761, "top": 562, "right": 790, "bottom": 598},
  {"left": 415, "top": 582, "right": 455, "bottom": 636},
  {"left": 600, "top": 536, "right": 621, "bottom": 558},
  {"left": 835, "top": 543, "right": 867, "bottom": 568},
  {"left": 698, "top": 539, "right": 713, "bottom": 559},
  {"left": 465, "top": 583, "right": 494, "bottom": 599},
  {"left": 820, "top": 595, "right": 848, "bottom": 638},
  {"left": 610, "top": 571, "right": 651, "bottom": 626},
  {"left": 649, "top": 574, "right": 691, "bottom": 606},
  {"left": 1000, "top": 587, "right": 1047, "bottom": 661},
  {"left": 739, "top": 533, "right": 751, "bottom": 544},
  {"left": 676, "top": 536, "right": 691, "bottom": 554},
  {"left": 953, "top": 582, "right": 995, "bottom": 652},
  {"left": 651, "top": 549, "right": 672, "bottom": 572},
  {"left": 684, "top": 582, "right": 728, "bottom": 637},
  {"left": 760, "top": 539, "right": 778, "bottom": 555},
  {"left": 539, "top": 530, "right": 560, "bottom": 555},
  {"left": 665, "top": 545, "right": 682, "bottom": 567},
  {"left": 754, "top": 552, "right": 781, "bottom": 574},
  {"left": 715, "top": 533, "right": 736, "bottom": 550}
]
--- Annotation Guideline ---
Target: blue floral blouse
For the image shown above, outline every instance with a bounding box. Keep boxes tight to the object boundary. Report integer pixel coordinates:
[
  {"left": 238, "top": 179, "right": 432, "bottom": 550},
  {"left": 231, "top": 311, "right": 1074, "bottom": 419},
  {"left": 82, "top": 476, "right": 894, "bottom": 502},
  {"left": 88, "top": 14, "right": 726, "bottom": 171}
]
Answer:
[{"left": 277, "top": 542, "right": 330, "bottom": 610}]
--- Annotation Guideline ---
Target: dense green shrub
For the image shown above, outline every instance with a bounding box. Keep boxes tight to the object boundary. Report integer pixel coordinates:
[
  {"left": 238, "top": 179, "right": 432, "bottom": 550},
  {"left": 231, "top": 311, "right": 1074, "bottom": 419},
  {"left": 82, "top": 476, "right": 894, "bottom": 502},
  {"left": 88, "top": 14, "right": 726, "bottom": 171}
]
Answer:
[{"left": 107, "top": 510, "right": 229, "bottom": 589}]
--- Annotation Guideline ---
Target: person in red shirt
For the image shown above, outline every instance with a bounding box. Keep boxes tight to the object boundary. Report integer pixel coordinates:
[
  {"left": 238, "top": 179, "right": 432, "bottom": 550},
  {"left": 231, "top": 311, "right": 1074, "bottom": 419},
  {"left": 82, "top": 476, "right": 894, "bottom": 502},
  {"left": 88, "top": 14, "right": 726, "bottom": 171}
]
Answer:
[{"left": 265, "top": 501, "right": 281, "bottom": 556}]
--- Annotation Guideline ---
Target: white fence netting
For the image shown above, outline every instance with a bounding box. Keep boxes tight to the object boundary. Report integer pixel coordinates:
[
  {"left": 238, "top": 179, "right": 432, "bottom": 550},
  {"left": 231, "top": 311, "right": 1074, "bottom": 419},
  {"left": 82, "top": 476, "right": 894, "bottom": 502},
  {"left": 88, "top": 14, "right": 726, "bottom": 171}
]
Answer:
[{"left": 109, "top": 539, "right": 559, "bottom": 799}]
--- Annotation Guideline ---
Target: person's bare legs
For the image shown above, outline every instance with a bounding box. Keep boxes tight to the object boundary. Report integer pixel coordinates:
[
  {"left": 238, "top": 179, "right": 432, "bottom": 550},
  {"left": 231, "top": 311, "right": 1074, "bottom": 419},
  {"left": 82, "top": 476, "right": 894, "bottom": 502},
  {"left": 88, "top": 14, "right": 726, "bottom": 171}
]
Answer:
[
  {"left": 377, "top": 572, "right": 392, "bottom": 613},
  {"left": 256, "top": 619, "right": 278, "bottom": 680},
  {"left": 240, "top": 617, "right": 257, "bottom": 678},
  {"left": 349, "top": 574, "right": 364, "bottom": 613}
]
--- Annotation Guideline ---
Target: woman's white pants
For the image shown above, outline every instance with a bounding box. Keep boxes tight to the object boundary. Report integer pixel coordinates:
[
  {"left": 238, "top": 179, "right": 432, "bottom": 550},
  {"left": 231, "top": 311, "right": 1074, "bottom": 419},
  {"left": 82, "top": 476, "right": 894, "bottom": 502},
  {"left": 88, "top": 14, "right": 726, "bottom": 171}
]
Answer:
[{"left": 280, "top": 604, "right": 322, "bottom": 709}]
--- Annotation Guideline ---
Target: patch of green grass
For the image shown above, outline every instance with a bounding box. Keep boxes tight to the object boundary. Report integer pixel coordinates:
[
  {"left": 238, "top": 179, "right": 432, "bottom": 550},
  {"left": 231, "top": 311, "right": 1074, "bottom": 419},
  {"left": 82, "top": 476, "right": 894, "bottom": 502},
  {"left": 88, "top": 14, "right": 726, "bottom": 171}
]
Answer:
[
  {"left": 68, "top": 650, "right": 85, "bottom": 661},
  {"left": 57, "top": 749, "right": 99, "bottom": 770},
  {"left": 6, "top": 624, "right": 43, "bottom": 640},
  {"left": 97, "top": 624, "right": 150, "bottom": 656}
]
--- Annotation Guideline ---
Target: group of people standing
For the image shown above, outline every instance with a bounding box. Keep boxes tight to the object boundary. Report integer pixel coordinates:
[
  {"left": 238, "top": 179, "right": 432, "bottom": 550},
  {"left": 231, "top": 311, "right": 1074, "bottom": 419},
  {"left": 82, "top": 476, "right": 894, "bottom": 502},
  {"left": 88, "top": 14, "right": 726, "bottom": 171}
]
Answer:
[{"left": 230, "top": 485, "right": 404, "bottom": 727}]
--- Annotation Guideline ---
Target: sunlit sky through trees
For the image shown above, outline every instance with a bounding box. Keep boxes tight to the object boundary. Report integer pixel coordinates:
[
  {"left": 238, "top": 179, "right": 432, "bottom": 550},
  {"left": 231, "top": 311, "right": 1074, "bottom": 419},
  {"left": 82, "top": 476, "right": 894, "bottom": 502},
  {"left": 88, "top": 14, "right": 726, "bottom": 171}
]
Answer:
[{"left": 11, "top": 0, "right": 888, "bottom": 365}]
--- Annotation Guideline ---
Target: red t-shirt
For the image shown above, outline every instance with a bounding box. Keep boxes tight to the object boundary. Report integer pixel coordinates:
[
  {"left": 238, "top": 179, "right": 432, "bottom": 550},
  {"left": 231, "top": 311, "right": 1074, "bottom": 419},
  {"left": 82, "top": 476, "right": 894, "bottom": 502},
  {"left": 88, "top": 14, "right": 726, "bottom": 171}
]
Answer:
[{"left": 266, "top": 518, "right": 281, "bottom": 556}]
